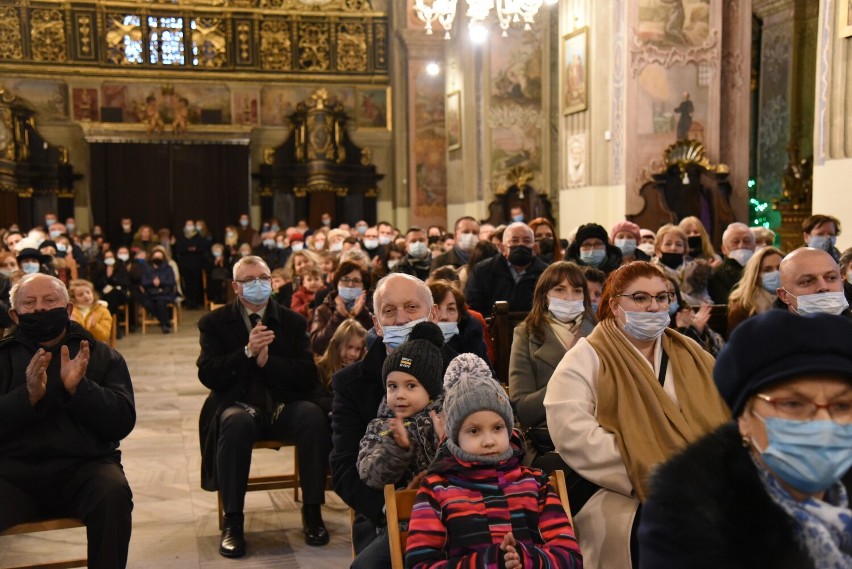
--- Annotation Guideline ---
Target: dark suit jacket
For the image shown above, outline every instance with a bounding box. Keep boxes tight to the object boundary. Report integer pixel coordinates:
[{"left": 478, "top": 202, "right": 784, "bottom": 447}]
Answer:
[
  {"left": 431, "top": 246, "right": 469, "bottom": 272},
  {"left": 196, "top": 298, "right": 317, "bottom": 491},
  {"left": 465, "top": 255, "right": 548, "bottom": 317}
]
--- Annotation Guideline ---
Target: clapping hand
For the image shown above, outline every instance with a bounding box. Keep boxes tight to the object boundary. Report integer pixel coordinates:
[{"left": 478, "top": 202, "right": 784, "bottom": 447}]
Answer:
[
  {"left": 692, "top": 303, "right": 712, "bottom": 334},
  {"left": 60, "top": 340, "right": 90, "bottom": 395},
  {"left": 500, "top": 532, "right": 520, "bottom": 569},
  {"left": 389, "top": 417, "right": 410, "bottom": 449},
  {"left": 248, "top": 321, "right": 275, "bottom": 368},
  {"left": 430, "top": 410, "right": 446, "bottom": 441},
  {"left": 25, "top": 349, "right": 50, "bottom": 405}
]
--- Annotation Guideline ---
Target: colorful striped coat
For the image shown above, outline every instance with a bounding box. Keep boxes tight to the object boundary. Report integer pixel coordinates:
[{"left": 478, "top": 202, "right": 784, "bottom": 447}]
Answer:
[{"left": 404, "top": 433, "right": 583, "bottom": 569}]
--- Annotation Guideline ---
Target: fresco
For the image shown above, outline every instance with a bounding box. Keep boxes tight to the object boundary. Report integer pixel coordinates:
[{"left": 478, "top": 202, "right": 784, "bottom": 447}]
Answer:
[
  {"left": 490, "top": 29, "right": 543, "bottom": 195},
  {"left": 356, "top": 87, "right": 389, "bottom": 129},
  {"left": 233, "top": 90, "right": 259, "bottom": 126},
  {"left": 260, "top": 85, "right": 355, "bottom": 127},
  {"left": 410, "top": 60, "right": 446, "bottom": 227},
  {"left": 1, "top": 78, "right": 68, "bottom": 122},
  {"left": 101, "top": 82, "right": 231, "bottom": 125},
  {"left": 636, "top": 0, "right": 711, "bottom": 47},
  {"left": 72, "top": 88, "right": 99, "bottom": 122}
]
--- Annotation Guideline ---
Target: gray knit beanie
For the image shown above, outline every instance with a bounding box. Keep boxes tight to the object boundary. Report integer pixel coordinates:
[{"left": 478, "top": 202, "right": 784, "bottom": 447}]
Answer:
[
  {"left": 442, "top": 353, "right": 515, "bottom": 464},
  {"left": 382, "top": 321, "right": 444, "bottom": 400}
]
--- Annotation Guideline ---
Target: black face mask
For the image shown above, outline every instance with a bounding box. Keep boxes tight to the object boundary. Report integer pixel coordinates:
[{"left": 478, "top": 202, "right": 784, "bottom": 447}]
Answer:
[
  {"left": 660, "top": 252, "right": 684, "bottom": 270},
  {"left": 538, "top": 238, "right": 555, "bottom": 257},
  {"left": 151, "top": 258, "right": 164, "bottom": 266},
  {"left": 15, "top": 306, "right": 69, "bottom": 344},
  {"left": 687, "top": 235, "right": 703, "bottom": 256},
  {"left": 508, "top": 245, "right": 534, "bottom": 267},
  {"left": 428, "top": 235, "right": 440, "bottom": 245}
]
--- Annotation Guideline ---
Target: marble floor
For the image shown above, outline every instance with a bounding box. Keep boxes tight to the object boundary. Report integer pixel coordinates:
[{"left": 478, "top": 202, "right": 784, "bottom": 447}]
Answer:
[{"left": 0, "top": 309, "right": 354, "bottom": 569}]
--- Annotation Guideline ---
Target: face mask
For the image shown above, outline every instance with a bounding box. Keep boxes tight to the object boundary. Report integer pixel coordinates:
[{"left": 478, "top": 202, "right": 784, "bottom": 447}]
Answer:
[
  {"left": 508, "top": 245, "right": 534, "bottom": 266},
  {"left": 226, "top": 231, "right": 236, "bottom": 239},
  {"left": 49, "top": 230, "right": 61, "bottom": 239},
  {"left": 314, "top": 241, "right": 326, "bottom": 251},
  {"left": 668, "top": 301, "right": 680, "bottom": 316},
  {"left": 548, "top": 297, "right": 585, "bottom": 323},
  {"left": 615, "top": 238, "right": 636, "bottom": 255},
  {"left": 263, "top": 239, "right": 275, "bottom": 249},
  {"left": 322, "top": 218, "right": 331, "bottom": 227},
  {"left": 122, "top": 224, "right": 132, "bottom": 231},
  {"left": 363, "top": 238, "right": 379, "bottom": 250},
  {"left": 619, "top": 306, "right": 670, "bottom": 341},
  {"left": 787, "top": 291, "right": 849, "bottom": 315},
  {"left": 638, "top": 242, "right": 656, "bottom": 256},
  {"left": 591, "top": 301, "right": 599, "bottom": 314},
  {"left": 56, "top": 244, "right": 67, "bottom": 253},
  {"left": 358, "top": 225, "right": 367, "bottom": 235},
  {"left": 240, "top": 279, "right": 272, "bottom": 305},
  {"left": 239, "top": 219, "right": 249, "bottom": 227},
  {"left": 66, "top": 223, "right": 75, "bottom": 233},
  {"left": 337, "top": 285, "right": 362, "bottom": 302},
  {"left": 275, "top": 242, "right": 286, "bottom": 249},
  {"left": 21, "top": 262, "right": 40, "bottom": 274},
  {"left": 15, "top": 306, "right": 69, "bottom": 344},
  {"left": 537, "top": 237, "right": 554, "bottom": 257},
  {"left": 428, "top": 235, "right": 440, "bottom": 245},
  {"left": 580, "top": 248, "right": 606, "bottom": 267},
  {"left": 437, "top": 321, "right": 459, "bottom": 342},
  {"left": 728, "top": 248, "right": 754, "bottom": 267},
  {"left": 151, "top": 257, "right": 164, "bottom": 266},
  {"left": 387, "top": 259, "right": 399, "bottom": 269},
  {"left": 184, "top": 225, "right": 196, "bottom": 234},
  {"left": 45, "top": 219, "right": 57, "bottom": 228},
  {"left": 0, "top": 268, "right": 13, "bottom": 277},
  {"left": 381, "top": 317, "right": 427, "bottom": 350},
  {"left": 330, "top": 241, "right": 343, "bottom": 253},
  {"left": 104, "top": 257, "right": 116, "bottom": 266},
  {"left": 660, "top": 252, "right": 684, "bottom": 270},
  {"left": 458, "top": 233, "right": 478, "bottom": 251},
  {"left": 378, "top": 235, "right": 392, "bottom": 246},
  {"left": 212, "top": 250, "right": 223, "bottom": 258},
  {"left": 117, "top": 253, "right": 130, "bottom": 262},
  {"left": 291, "top": 243, "right": 304, "bottom": 252},
  {"left": 270, "top": 225, "right": 280, "bottom": 233},
  {"left": 753, "top": 414, "right": 852, "bottom": 494},
  {"left": 407, "top": 241, "right": 428, "bottom": 258},
  {"left": 512, "top": 214, "right": 524, "bottom": 223},
  {"left": 807, "top": 235, "right": 837, "bottom": 251},
  {"left": 760, "top": 270, "right": 781, "bottom": 293},
  {"left": 687, "top": 235, "right": 703, "bottom": 256}
]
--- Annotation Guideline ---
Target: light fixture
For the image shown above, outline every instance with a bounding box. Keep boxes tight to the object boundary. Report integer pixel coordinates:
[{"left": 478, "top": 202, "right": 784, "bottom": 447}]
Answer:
[
  {"left": 413, "top": 0, "right": 458, "bottom": 39},
  {"left": 426, "top": 61, "right": 441, "bottom": 76},
  {"left": 468, "top": 22, "right": 489, "bottom": 43},
  {"left": 467, "top": 0, "right": 549, "bottom": 37}
]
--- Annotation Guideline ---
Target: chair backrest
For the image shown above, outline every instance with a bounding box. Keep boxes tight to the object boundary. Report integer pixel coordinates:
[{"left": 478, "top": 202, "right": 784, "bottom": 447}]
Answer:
[
  {"left": 108, "top": 316, "right": 117, "bottom": 348},
  {"left": 707, "top": 304, "right": 729, "bottom": 339},
  {"left": 384, "top": 484, "right": 419, "bottom": 569},
  {"left": 487, "top": 300, "right": 528, "bottom": 384},
  {"left": 549, "top": 469, "right": 573, "bottom": 527}
]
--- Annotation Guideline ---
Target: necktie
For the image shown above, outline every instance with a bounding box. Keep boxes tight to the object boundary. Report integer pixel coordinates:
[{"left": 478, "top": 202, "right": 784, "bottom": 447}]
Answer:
[{"left": 249, "top": 313, "right": 261, "bottom": 329}]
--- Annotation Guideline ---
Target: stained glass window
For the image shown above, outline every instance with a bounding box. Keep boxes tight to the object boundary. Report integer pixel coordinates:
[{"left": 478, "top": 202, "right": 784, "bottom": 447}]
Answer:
[
  {"left": 148, "top": 16, "right": 184, "bottom": 65},
  {"left": 121, "top": 15, "right": 143, "bottom": 64}
]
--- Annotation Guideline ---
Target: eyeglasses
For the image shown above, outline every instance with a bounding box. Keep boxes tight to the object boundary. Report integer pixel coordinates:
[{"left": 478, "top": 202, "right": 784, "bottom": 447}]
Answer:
[
  {"left": 236, "top": 275, "right": 272, "bottom": 284},
  {"left": 755, "top": 393, "right": 852, "bottom": 424},
  {"left": 616, "top": 291, "right": 674, "bottom": 309},
  {"left": 339, "top": 277, "right": 363, "bottom": 286}
]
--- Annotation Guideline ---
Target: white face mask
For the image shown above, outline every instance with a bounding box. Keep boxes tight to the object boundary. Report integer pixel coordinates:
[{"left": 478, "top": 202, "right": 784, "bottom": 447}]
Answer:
[
  {"left": 330, "top": 241, "right": 343, "bottom": 252},
  {"left": 407, "top": 241, "right": 428, "bottom": 258},
  {"left": 619, "top": 306, "right": 670, "bottom": 341},
  {"left": 728, "top": 248, "right": 754, "bottom": 267},
  {"left": 548, "top": 296, "right": 585, "bottom": 323},
  {"left": 387, "top": 259, "right": 399, "bottom": 269},
  {"left": 637, "top": 242, "right": 656, "bottom": 256},
  {"left": 363, "top": 238, "right": 379, "bottom": 250},
  {"left": 437, "top": 321, "right": 459, "bottom": 342},
  {"left": 381, "top": 317, "right": 427, "bottom": 349},
  {"left": 458, "top": 233, "right": 479, "bottom": 251},
  {"left": 787, "top": 291, "right": 849, "bottom": 315},
  {"left": 379, "top": 235, "right": 392, "bottom": 246}
]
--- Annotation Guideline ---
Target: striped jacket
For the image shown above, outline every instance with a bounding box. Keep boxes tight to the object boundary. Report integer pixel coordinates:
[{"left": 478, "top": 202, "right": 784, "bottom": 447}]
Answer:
[{"left": 405, "top": 433, "right": 583, "bottom": 569}]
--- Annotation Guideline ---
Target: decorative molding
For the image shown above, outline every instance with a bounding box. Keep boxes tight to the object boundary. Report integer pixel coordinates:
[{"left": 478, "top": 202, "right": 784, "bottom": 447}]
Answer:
[
  {"left": 815, "top": 0, "right": 831, "bottom": 164},
  {"left": 629, "top": 29, "right": 720, "bottom": 76},
  {"left": 612, "top": 0, "right": 625, "bottom": 185}
]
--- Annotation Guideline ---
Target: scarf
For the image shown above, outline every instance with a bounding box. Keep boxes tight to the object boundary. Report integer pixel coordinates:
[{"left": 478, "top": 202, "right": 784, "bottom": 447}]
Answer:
[
  {"left": 755, "top": 457, "right": 852, "bottom": 569},
  {"left": 587, "top": 318, "right": 731, "bottom": 500},
  {"left": 547, "top": 314, "right": 583, "bottom": 350}
]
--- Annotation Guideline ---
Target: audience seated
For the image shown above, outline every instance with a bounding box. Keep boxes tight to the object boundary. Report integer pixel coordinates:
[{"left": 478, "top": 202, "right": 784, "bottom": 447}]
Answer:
[
  {"left": 544, "top": 262, "right": 730, "bottom": 568},
  {"left": 0, "top": 273, "right": 135, "bottom": 568},
  {"left": 310, "top": 261, "right": 373, "bottom": 356},
  {"left": 801, "top": 213, "right": 841, "bottom": 263},
  {"left": 775, "top": 247, "right": 851, "bottom": 318},
  {"left": 750, "top": 225, "right": 776, "bottom": 250},
  {"left": 69, "top": 279, "right": 113, "bottom": 343},
  {"left": 174, "top": 219, "right": 210, "bottom": 309},
  {"left": 392, "top": 227, "right": 432, "bottom": 280},
  {"left": 427, "top": 279, "right": 491, "bottom": 366},
  {"left": 581, "top": 266, "right": 606, "bottom": 314},
  {"left": 726, "top": 246, "right": 784, "bottom": 333},
  {"left": 530, "top": 217, "right": 563, "bottom": 264},
  {"left": 141, "top": 246, "right": 177, "bottom": 333},
  {"left": 679, "top": 216, "right": 722, "bottom": 267},
  {"left": 314, "top": 319, "right": 367, "bottom": 414},
  {"left": 291, "top": 266, "right": 324, "bottom": 321},
  {"left": 708, "top": 222, "right": 756, "bottom": 304},
  {"left": 236, "top": 213, "right": 260, "bottom": 249},
  {"left": 0, "top": 251, "right": 18, "bottom": 329},
  {"left": 431, "top": 216, "right": 480, "bottom": 272},
  {"left": 637, "top": 228, "right": 656, "bottom": 257},
  {"left": 457, "top": 239, "right": 498, "bottom": 291},
  {"left": 665, "top": 277, "right": 725, "bottom": 357},
  {"left": 563, "top": 222, "right": 623, "bottom": 274},
  {"left": 90, "top": 249, "right": 131, "bottom": 319},
  {"left": 17, "top": 247, "right": 54, "bottom": 277},
  {"left": 611, "top": 220, "right": 650, "bottom": 264},
  {"left": 205, "top": 243, "right": 231, "bottom": 305},
  {"left": 131, "top": 224, "right": 156, "bottom": 256}
]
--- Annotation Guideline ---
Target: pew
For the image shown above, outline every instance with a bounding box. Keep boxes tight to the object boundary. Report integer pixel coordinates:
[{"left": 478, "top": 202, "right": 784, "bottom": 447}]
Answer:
[{"left": 486, "top": 301, "right": 529, "bottom": 385}]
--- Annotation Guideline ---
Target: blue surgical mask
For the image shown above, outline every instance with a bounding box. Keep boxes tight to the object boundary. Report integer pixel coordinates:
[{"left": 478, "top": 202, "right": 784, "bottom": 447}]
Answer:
[
  {"left": 512, "top": 214, "right": 524, "bottom": 223},
  {"left": 760, "top": 270, "right": 781, "bottom": 293},
  {"left": 580, "top": 248, "right": 606, "bottom": 267},
  {"left": 754, "top": 414, "right": 852, "bottom": 494},
  {"left": 358, "top": 225, "right": 367, "bottom": 235},
  {"left": 381, "top": 317, "right": 427, "bottom": 350},
  {"left": 49, "top": 230, "right": 61, "bottom": 239},
  {"left": 667, "top": 301, "right": 680, "bottom": 316},
  {"left": 619, "top": 306, "right": 670, "bottom": 341},
  {"left": 240, "top": 279, "right": 272, "bottom": 305},
  {"left": 270, "top": 225, "right": 280, "bottom": 233},
  {"left": 615, "top": 238, "right": 636, "bottom": 255},
  {"left": 437, "top": 321, "right": 459, "bottom": 342},
  {"left": 21, "top": 261, "right": 40, "bottom": 274},
  {"left": 337, "top": 285, "right": 362, "bottom": 302},
  {"left": 591, "top": 301, "right": 599, "bottom": 314},
  {"left": 407, "top": 242, "right": 428, "bottom": 258},
  {"left": 379, "top": 235, "right": 393, "bottom": 246},
  {"left": 66, "top": 223, "right": 75, "bottom": 233},
  {"left": 787, "top": 291, "right": 849, "bottom": 315},
  {"left": 807, "top": 235, "right": 837, "bottom": 251}
]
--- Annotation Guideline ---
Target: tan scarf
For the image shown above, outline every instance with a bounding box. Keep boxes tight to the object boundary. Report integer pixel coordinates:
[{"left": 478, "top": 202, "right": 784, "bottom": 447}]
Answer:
[
  {"left": 587, "top": 318, "right": 731, "bottom": 501},
  {"left": 547, "top": 314, "right": 583, "bottom": 349}
]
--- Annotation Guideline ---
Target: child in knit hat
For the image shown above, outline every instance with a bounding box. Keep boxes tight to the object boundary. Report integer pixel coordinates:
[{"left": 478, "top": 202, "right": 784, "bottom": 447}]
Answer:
[
  {"left": 405, "top": 353, "right": 583, "bottom": 569},
  {"left": 356, "top": 321, "right": 445, "bottom": 490}
]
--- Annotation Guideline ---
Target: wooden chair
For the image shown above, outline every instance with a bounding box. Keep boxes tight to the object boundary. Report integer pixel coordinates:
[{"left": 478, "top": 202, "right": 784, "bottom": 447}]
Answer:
[
  {"left": 140, "top": 303, "right": 179, "bottom": 334},
  {"left": 108, "top": 317, "right": 117, "bottom": 348},
  {"left": 208, "top": 302, "right": 225, "bottom": 312},
  {"left": 0, "top": 517, "right": 87, "bottom": 569},
  {"left": 116, "top": 303, "right": 130, "bottom": 336},
  {"left": 487, "top": 300, "right": 529, "bottom": 385},
  {"left": 217, "top": 440, "right": 300, "bottom": 530},
  {"left": 384, "top": 470, "right": 574, "bottom": 568}
]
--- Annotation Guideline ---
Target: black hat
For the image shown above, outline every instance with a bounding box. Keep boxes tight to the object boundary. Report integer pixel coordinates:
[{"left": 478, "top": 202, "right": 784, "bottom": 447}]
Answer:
[
  {"left": 38, "top": 240, "right": 57, "bottom": 251},
  {"left": 575, "top": 223, "right": 609, "bottom": 246},
  {"left": 16, "top": 248, "right": 49, "bottom": 264},
  {"left": 382, "top": 321, "right": 444, "bottom": 400},
  {"left": 714, "top": 310, "right": 852, "bottom": 417}
]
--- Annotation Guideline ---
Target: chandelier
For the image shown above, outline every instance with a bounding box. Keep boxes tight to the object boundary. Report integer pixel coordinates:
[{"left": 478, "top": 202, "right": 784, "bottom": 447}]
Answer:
[{"left": 413, "top": 0, "right": 557, "bottom": 40}]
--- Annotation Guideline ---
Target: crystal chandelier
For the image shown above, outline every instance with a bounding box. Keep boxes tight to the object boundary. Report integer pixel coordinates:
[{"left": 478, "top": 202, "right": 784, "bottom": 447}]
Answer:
[
  {"left": 413, "top": 0, "right": 459, "bottom": 39},
  {"left": 467, "top": 0, "right": 556, "bottom": 37}
]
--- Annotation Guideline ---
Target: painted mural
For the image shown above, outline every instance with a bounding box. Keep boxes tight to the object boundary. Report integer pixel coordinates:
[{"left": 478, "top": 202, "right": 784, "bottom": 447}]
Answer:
[
  {"left": 72, "top": 88, "right": 99, "bottom": 122},
  {"left": 1, "top": 78, "right": 68, "bottom": 122},
  {"left": 260, "top": 86, "right": 355, "bottom": 127},
  {"left": 232, "top": 90, "right": 260, "bottom": 126},
  {"left": 490, "top": 29, "right": 543, "bottom": 195},
  {"left": 409, "top": 59, "right": 446, "bottom": 227},
  {"left": 757, "top": 23, "right": 793, "bottom": 200},
  {"left": 636, "top": 0, "right": 711, "bottom": 47},
  {"left": 101, "top": 82, "right": 231, "bottom": 126}
]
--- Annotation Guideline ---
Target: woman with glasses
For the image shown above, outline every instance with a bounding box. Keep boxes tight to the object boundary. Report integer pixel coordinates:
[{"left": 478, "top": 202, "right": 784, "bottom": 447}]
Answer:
[
  {"left": 309, "top": 261, "right": 373, "bottom": 356},
  {"left": 640, "top": 310, "right": 852, "bottom": 569},
  {"left": 544, "top": 261, "right": 730, "bottom": 569}
]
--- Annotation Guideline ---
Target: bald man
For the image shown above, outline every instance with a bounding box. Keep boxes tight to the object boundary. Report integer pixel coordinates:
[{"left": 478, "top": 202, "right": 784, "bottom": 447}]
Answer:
[
  {"left": 775, "top": 247, "right": 851, "bottom": 317},
  {"left": 707, "top": 222, "right": 756, "bottom": 304}
]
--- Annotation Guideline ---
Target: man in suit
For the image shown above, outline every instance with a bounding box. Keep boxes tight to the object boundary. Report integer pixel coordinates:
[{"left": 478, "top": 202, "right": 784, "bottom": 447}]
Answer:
[{"left": 197, "top": 256, "right": 331, "bottom": 558}]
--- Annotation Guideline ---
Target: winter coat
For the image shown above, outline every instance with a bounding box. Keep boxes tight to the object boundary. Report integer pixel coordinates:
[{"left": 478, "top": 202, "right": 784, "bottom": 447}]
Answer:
[
  {"left": 445, "top": 314, "right": 492, "bottom": 371},
  {"left": 707, "top": 257, "right": 745, "bottom": 305},
  {"left": 404, "top": 432, "right": 583, "bottom": 569},
  {"left": 71, "top": 301, "right": 113, "bottom": 343},
  {"left": 309, "top": 290, "right": 373, "bottom": 356},
  {"left": 465, "top": 255, "right": 549, "bottom": 318}
]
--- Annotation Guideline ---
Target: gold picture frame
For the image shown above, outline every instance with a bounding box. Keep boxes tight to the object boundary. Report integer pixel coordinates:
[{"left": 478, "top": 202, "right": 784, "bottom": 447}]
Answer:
[
  {"left": 446, "top": 90, "right": 461, "bottom": 151},
  {"left": 355, "top": 86, "right": 391, "bottom": 130},
  {"left": 840, "top": 0, "right": 852, "bottom": 38},
  {"left": 563, "top": 26, "right": 589, "bottom": 115}
]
